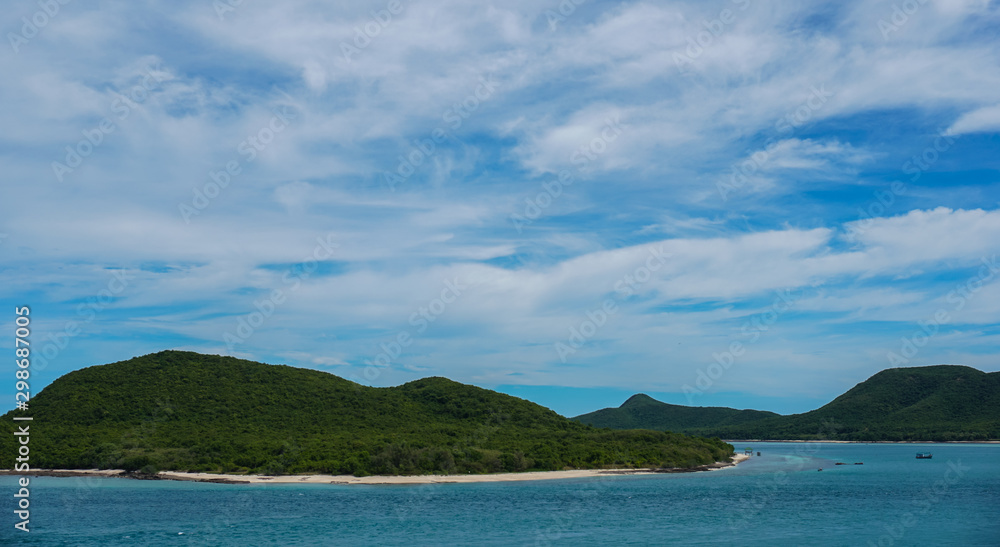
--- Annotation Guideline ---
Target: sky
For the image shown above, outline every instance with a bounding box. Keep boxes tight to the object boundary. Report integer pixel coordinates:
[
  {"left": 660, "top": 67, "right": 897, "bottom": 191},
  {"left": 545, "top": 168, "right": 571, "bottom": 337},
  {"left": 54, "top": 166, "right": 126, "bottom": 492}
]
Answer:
[{"left": 1, "top": 0, "right": 999, "bottom": 418}]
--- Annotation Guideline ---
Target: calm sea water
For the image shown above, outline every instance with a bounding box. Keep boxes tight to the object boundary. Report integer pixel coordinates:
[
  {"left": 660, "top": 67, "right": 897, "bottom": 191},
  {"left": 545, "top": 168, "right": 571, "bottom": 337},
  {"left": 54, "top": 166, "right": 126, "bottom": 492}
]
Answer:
[{"left": 1, "top": 442, "right": 998, "bottom": 546}]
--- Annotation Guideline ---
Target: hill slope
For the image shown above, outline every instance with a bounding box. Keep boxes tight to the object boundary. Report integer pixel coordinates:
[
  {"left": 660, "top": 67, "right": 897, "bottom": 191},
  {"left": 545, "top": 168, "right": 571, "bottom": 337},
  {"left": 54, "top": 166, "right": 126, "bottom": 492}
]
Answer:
[
  {"left": 1, "top": 351, "right": 732, "bottom": 475},
  {"left": 575, "top": 394, "right": 779, "bottom": 431},
  {"left": 575, "top": 365, "right": 1000, "bottom": 441},
  {"left": 699, "top": 365, "right": 1000, "bottom": 440}
]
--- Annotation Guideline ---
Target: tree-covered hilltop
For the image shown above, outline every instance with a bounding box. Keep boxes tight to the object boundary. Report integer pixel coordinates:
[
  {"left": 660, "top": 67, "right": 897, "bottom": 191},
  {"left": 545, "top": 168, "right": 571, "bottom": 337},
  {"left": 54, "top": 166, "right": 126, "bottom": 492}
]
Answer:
[
  {"left": 0, "top": 351, "right": 732, "bottom": 475},
  {"left": 573, "top": 365, "right": 1000, "bottom": 441},
  {"left": 575, "top": 394, "right": 779, "bottom": 431},
  {"left": 700, "top": 365, "right": 1000, "bottom": 441}
]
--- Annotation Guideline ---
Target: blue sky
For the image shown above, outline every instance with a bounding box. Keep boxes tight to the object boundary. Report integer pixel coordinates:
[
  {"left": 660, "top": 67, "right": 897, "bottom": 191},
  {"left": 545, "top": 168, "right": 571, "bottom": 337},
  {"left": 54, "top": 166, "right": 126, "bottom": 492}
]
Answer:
[{"left": 2, "top": 0, "right": 999, "bottom": 418}]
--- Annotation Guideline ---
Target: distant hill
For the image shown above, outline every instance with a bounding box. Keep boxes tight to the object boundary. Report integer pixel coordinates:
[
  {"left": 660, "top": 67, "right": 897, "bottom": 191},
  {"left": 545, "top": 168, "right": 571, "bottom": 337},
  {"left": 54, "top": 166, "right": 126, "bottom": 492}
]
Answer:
[
  {"left": 574, "top": 365, "right": 1000, "bottom": 441},
  {"left": 575, "top": 394, "right": 779, "bottom": 431},
  {"left": 0, "top": 351, "right": 732, "bottom": 475}
]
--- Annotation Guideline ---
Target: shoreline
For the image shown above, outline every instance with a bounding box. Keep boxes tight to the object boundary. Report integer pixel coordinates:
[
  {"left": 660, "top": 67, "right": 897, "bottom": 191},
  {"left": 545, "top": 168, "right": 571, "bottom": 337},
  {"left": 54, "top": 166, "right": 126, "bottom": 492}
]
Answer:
[
  {"left": 723, "top": 439, "right": 1000, "bottom": 444},
  {"left": 2, "top": 454, "right": 750, "bottom": 485}
]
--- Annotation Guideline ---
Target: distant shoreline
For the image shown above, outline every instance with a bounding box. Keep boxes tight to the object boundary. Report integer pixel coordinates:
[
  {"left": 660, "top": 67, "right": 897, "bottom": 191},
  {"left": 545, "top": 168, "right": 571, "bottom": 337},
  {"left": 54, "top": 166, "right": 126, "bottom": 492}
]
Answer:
[
  {"left": 1, "top": 454, "right": 749, "bottom": 485},
  {"left": 722, "top": 439, "right": 1000, "bottom": 444}
]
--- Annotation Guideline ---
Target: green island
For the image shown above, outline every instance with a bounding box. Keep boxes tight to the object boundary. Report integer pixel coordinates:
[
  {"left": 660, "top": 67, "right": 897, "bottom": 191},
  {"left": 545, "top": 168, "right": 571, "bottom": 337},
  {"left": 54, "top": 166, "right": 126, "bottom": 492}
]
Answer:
[
  {"left": 0, "top": 351, "right": 732, "bottom": 476},
  {"left": 574, "top": 365, "right": 1000, "bottom": 441}
]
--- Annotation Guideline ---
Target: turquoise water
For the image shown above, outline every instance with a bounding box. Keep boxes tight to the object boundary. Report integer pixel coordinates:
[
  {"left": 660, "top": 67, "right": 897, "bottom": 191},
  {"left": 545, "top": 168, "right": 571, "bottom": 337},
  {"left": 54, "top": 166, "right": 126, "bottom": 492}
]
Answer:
[{"left": 1, "top": 443, "right": 997, "bottom": 546}]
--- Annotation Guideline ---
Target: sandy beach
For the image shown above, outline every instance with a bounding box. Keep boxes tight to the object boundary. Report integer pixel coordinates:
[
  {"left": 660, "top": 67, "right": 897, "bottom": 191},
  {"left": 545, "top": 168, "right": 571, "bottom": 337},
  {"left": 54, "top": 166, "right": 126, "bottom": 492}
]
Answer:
[{"left": 7, "top": 454, "right": 750, "bottom": 485}]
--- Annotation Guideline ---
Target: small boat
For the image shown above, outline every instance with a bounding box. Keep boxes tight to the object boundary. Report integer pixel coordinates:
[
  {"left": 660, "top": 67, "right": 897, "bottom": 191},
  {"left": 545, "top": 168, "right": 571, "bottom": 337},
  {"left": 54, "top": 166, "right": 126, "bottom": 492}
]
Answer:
[
  {"left": 854, "top": 462, "right": 864, "bottom": 465},
  {"left": 916, "top": 453, "right": 933, "bottom": 459}
]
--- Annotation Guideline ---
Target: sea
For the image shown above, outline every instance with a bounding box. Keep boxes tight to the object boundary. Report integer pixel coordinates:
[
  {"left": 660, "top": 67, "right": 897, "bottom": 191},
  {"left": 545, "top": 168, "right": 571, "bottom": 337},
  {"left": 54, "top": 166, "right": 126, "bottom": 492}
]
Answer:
[{"left": 1, "top": 442, "right": 997, "bottom": 546}]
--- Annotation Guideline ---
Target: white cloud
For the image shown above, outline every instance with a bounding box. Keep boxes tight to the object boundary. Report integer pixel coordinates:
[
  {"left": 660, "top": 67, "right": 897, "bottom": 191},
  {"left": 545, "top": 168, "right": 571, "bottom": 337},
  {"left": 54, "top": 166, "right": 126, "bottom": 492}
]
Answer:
[
  {"left": 848, "top": 207, "right": 1000, "bottom": 266},
  {"left": 945, "top": 104, "right": 1000, "bottom": 136}
]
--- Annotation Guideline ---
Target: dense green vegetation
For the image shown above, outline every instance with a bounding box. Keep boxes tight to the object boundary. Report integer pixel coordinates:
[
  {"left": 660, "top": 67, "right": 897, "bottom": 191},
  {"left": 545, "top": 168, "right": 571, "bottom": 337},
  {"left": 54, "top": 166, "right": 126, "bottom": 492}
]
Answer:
[
  {"left": 574, "top": 365, "right": 1000, "bottom": 441},
  {"left": 575, "top": 394, "right": 779, "bottom": 431},
  {"left": 0, "top": 351, "right": 732, "bottom": 475}
]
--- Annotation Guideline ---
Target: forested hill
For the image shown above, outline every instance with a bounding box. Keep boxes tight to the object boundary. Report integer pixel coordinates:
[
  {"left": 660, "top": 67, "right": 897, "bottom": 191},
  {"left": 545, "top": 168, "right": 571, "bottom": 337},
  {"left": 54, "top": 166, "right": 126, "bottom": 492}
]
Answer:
[
  {"left": 705, "top": 365, "right": 1000, "bottom": 441},
  {"left": 573, "top": 365, "right": 1000, "bottom": 441},
  {"left": 0, "top": 351, "right": 732, "bottom": 475},
  {"left": 574, "top": 394, "right": 779, "bottom": 431}
]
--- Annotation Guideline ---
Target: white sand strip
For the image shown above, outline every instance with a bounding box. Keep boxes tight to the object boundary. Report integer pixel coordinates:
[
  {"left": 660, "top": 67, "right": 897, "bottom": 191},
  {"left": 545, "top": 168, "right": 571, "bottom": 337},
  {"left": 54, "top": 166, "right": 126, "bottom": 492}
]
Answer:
[{"left": 9, "top": 455, "right": 748, "bottom": 485}]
